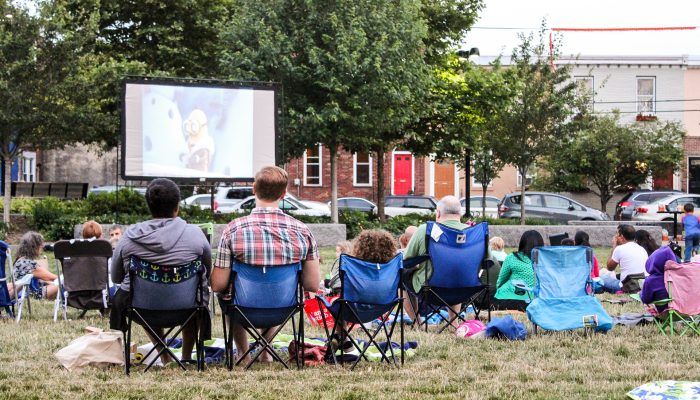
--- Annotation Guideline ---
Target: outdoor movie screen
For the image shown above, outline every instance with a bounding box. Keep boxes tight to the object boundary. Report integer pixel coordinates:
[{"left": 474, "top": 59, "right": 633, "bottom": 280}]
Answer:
[{"left": 121, "top": 80, "right": 278, "bottom": 181}]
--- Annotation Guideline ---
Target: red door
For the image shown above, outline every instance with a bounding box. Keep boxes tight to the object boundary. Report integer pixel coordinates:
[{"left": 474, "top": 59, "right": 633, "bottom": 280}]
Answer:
[{"left": 393, "top": 153, "right": 413, "bottom": 195}]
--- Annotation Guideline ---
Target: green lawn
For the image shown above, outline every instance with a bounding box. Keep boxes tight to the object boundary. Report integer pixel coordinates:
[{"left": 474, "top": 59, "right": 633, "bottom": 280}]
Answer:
[{"left": 0, "top": 247, "right": 697, "bottom": 399}]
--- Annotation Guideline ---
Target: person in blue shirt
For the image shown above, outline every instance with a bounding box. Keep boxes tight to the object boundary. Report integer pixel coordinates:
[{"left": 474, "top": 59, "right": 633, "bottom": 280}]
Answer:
[{"left": 682, "top": 203, "right": 700, "bottom": 262}]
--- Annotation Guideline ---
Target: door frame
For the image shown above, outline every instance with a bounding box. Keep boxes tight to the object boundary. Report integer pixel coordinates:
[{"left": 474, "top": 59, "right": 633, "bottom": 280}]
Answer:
[
  {"left": 428, "top": 158, "right": 459, "bottom": 198},
  {"left": 687, "top": 156, "right": 700, "bottom": 194},
  {"left": 391, "top": 150, "right": 415, "bottom": 195}
]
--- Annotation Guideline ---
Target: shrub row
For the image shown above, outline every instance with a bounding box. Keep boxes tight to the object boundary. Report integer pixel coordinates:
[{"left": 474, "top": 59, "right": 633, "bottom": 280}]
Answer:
[{"left": 17, "top": 190, "right": 552, "bottom": 241}]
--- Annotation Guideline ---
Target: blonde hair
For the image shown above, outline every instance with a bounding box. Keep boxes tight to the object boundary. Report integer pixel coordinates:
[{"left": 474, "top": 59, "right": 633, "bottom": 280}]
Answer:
[
  {"left": 82, "top": 220, "right": 103, "bottom": 239},
  {"left": 254, "top": 166, "right": 288, "bottom": 201},
  {"left": 489, "top": 236, "right": 505, "bottom": 251},
  {"left": 336, "top": 240, "right": 353, "bottom": 256}
]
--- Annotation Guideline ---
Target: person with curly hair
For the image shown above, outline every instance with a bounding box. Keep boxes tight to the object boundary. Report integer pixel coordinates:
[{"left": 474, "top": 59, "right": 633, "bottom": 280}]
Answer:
[
  {"left": 9, "top": 231, "right": 59, "bottom": 300},
  {"left": 352, "top": 229, "right": 398, "bottom": 263}
]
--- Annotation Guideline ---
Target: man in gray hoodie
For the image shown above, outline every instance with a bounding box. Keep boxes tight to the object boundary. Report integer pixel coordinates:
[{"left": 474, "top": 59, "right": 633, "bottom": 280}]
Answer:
[{"left": 110, "top": 178, "right": 212, "bottom": 364}]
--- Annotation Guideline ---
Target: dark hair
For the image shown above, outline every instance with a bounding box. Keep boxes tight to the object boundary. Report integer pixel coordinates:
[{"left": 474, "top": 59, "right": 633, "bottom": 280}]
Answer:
[
  {"left": 516, "top": 230, "right": 544, "bottom": 261},
  {"left": 684, "top": 203, "right": 694, "bottom": 213},
  {"left": 574, "top": 230, "right": 590, "bottom": 247},
  {"left": 560, "top": 238, "right": 575, "bottom": 246},
  {"left": 635, "top": 229, "right": 659, "bottom": 256},
  {"left": 617, "top": 224, "right": 636, "bottom": 241},
  {"left": 145, "top": 178, "right": 181, "bottom": 218}
]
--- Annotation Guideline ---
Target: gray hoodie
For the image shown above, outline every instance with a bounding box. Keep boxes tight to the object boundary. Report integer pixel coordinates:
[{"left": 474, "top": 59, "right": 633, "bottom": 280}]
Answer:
[{"left": 111, "top": 217, "right": 212, "bottom": 291}]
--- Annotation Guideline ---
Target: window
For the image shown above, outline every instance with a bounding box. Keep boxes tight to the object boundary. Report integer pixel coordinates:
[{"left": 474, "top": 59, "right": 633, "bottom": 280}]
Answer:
[
  {"left": 469, "top": 197, "right": 500, "bottom": 209},
  {"left": 385, "top": 197, "right": 405, "bottom": 207},
  {"left": 304, "top": 144, "right": 322, "bottom": 186},
  {"left": 510, "top": 194, "right": 544, "bottom": 207},
  {"left": 406, "top": 197, "right": 435, "bottom": 210},
  {"left": 544, "top": 195, "right": 570, "bottom": 209},
  {"left": 516, "top": 169, "right": 535, "bottom": 188},
  {"left": 637, "top": 77, "right": 656, "bottom": 114},
  {"left": 20, "top": 151, "right": 36, "bottom": 182},
  {"left": 353, "top": 152, "right": 372, "bottom": 186},
  {"left": 347, "top": 199, "right": 373, "bottom": 211},
  {"left": 280, "top": 199, "right": 298, "bottom": 211},
  {"left": 574, "top": 76, "right": 594, "bottom": 109}
]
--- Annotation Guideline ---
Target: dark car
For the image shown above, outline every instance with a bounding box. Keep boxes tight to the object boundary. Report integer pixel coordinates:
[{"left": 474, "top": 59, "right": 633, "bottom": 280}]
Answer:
[
  {"left": 498, "top": 192, "right": 609, "bottom": 223},
  {"left": 331, "top": 197, "right": 377, "bottom": 215},
  {"left": 614, "top": 190, "right": 682, "bottom": 220}
]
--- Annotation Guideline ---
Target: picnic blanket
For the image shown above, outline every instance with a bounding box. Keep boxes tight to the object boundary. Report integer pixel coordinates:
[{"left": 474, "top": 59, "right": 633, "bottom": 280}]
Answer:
[{"left": 627, "top": 381, "right": 700, "bottom": 399}]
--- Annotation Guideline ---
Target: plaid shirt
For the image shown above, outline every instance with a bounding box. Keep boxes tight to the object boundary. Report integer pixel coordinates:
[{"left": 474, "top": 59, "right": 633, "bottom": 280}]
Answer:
[{"left": 215, "top": 207, "right": 319, "bottom": 269}]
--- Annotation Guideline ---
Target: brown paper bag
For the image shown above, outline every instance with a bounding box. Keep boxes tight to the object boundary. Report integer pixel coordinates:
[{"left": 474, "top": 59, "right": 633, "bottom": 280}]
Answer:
[{"left": 55, "top": 331, "right": 124, "bottom": 371}]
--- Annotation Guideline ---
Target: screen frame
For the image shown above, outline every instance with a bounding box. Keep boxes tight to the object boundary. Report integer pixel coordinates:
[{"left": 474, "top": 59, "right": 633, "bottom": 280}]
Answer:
[{"left": 120, "top": 77, "right": 281, "bottom": 183}]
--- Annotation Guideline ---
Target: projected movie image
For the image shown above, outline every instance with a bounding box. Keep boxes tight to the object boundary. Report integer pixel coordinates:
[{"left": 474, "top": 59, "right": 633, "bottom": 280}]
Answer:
[{"left": 122, "top": 81, "right": 276, "bottom": 180}]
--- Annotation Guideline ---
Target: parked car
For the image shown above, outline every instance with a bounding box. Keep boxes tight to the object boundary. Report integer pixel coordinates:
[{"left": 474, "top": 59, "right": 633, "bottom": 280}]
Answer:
[
  {"left": 631, "top": 193, "right": 700, "bottom": 221},
  {"left": 230, "top": 195, "right": 331, "bottom": 217},
  {"left": 181, "top": 194, "right": 216, "bottom": 211},
  {"left": 461, "top": 196, "right": 500, "bottom": 218},
  {"left": 497, "top": 192, "right": 609, "bottom": 223},
  {"left": 215, "top": 185, "right": 328, "bottom": 213},
  {"left": 331, "top": 197, "right": 377, "bottom": 215},
  {"left": 614, "top": 190, "right": 682, "bottom": 220},
  {"left": 89, "top": 185, "right": 147, "bottom": 195},
  {"left": 384, "top": 195, "right": 437, "bottom": 218}
]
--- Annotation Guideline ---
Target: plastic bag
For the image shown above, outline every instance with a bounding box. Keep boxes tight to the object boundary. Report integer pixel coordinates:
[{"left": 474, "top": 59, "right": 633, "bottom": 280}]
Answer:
[
  {"left": 55, "top": 331, "right": 124, "bottom": 371},
  {"left": 484, "top": 316, "right": 528, "bottom": 340},
  {"left": 455, "top": 320, "right": 486, "bottom": 339}
]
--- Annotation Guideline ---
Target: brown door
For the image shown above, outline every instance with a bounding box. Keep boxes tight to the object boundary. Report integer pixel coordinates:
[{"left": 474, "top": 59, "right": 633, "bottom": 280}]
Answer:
[{"left": 434, "top": 161, "right": 455, "bottom": 199}]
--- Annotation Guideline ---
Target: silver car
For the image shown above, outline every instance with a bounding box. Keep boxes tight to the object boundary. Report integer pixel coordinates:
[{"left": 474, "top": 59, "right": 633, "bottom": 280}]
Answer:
[{"left": 498, "top": 192, "right": 609, "bottom": 223}]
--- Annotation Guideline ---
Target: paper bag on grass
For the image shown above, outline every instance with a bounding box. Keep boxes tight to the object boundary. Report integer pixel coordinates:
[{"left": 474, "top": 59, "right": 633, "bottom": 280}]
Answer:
[{"left": 55, "top": 331, "right": 124, "bottom": 371}]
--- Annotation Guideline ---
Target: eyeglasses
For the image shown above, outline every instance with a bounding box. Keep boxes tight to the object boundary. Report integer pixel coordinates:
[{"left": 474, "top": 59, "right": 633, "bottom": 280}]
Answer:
[{"left": 183, "top": 120, "right": 207, "bottom": 133}]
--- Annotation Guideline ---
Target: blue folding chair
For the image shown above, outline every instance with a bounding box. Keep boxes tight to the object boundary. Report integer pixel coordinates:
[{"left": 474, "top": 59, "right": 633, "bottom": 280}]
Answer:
[
  {"left": 406, "top": 221, "right": 490, "bottom": 333},
  {"left": 0, "top": 241, "right": 14, "bottom": 318},
  {"left": 124, "top": 257, "right": 208, "bottom": 374},
  {"left": 522, "top": 246, "right": 613, "bottom": 334},
  {"left": 317, "top": 253, "right": 404, "bottom": 369},
  {"left": 220, "top": 261, "right": 304, "bottom": 370}
]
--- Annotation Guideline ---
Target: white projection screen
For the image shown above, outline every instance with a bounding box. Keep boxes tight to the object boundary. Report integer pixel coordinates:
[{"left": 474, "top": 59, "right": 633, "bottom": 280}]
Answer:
[{"left": 121, "top": 79, "right": 278, "bottom": 182}]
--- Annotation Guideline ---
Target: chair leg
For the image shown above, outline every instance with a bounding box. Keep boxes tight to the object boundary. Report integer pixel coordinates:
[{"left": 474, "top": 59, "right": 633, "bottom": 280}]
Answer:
[{"left": 125, "top": 313, "right": 132, "bottom": 375}]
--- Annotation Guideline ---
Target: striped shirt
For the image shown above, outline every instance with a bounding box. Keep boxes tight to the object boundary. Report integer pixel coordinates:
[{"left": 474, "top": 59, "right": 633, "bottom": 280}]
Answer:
[{"left": 214, "top": 207, "right": 319, "bottom": 269}]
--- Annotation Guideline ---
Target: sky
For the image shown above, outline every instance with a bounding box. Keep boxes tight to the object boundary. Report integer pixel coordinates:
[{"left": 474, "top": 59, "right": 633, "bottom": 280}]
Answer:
[{"left": 464, "top": 0, "right": 700, "bottom": 57}]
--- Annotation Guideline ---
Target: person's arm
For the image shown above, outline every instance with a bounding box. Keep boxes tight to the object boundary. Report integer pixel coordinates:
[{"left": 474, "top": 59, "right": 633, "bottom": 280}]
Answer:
[
  {"left": 111, "top": 240, "right": 125, "bottom": 284},
  {"left": 607, "top": 236, "right": 621, "bottom": 271},
  {"left": 301, "top": 258, "right": 320, "bottom": 292},
  {"left": 202, "top": 238, "right": 212, "bottom": 278},
  {"left": 495, "top": 255, "right": 512, "bottom": 288},
  {"left": 32, "top": 264, "right": 57, "bottom": 282},
  {"left": 210, "top": 233, "right": 231, "bottom": 293}
]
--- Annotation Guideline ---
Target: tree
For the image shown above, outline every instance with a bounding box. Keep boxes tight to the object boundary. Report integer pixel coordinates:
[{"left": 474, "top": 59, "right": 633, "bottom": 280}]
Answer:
[
  {"left": 491, "top": 29, "right": 578, "bottom": 224},
  {"left": 539, "top": 113, "right": 685, "bottom": 212},
  {"left": 405, "top": 57, "right": 511, "bottom": 217},
  {"left": 0, "top": 2, "right": 110, "bottom": 223},
  {"left": 472, "top": 141, "right": 505, "bottom": 217},
  {"left": 220, "top": 0, "right": 433, "bottom": 223}
]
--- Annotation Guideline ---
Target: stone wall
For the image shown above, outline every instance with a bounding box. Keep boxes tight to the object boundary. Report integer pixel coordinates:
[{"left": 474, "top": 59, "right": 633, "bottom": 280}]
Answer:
[
  {"left": 75, "top": 223, "right": 346, "bottom": 248},
  {"left": 490, "top": 225, "right": 663, "bottom": 248}
]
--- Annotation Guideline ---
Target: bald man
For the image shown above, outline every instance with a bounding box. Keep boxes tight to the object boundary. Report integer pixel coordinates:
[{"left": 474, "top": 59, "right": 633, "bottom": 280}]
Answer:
[
  {"left": 399, "top": 225, "right": 418, "bottom": 250},
  {"left": 402, "top": 196, "right": 467, "bottom": 324}
]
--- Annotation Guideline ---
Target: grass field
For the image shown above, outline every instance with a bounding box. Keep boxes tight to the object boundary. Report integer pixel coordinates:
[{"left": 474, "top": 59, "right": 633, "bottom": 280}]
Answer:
[{"left": 1, "top": 247, "right": 698, "bottom": 399}]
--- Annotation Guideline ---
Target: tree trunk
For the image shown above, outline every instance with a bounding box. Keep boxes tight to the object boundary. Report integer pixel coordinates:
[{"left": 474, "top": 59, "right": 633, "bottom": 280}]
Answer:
[
  {"left": 519, "top": 166, "right": 527, "bottom": 225},
  {"left": 463, "top": 151, "right": 471, "bottom": 219},
  {"left": 377, "top": 147, "right": 386, "bottom": 222},
  {"left": 600, "top": 187, "right": 611, "bottom": 214},
  {"left": 330, "top": 145, "right": 339, "bottom": 224},
  {"left": 3, "top": 157, "right": 12, "bottom": 224}
]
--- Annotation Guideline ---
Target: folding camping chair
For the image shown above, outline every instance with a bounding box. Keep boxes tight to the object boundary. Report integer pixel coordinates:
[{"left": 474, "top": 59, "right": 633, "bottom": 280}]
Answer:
[
  {"left": 220, "top": 261, "right": 304, "bottom": 370},
  {"left": 651, "top": 261, "right": 700, "bottom": 336},
  {"left": 53, "top": 239, "right": 113, "bottom": 321},
  {"left": 405, "top": 221, "right": 490, "bottom": 333},
  {"left": 124, "top": 256, "right": 207, "bottom": 374},
  {"left": 10, "top": 254, "right": 42, "bottom": 323},
  {"left": 520, "top": 246, "right": 613, "bottom": 334},
  {"left": 197, "top": 222, "right": 216, "bottom": 319},
  {"left": 317, "top": 253, "right": 404, "bottom": 370},
  {"left": 0, "top": 241, "right": 15, "bottom": 318}
]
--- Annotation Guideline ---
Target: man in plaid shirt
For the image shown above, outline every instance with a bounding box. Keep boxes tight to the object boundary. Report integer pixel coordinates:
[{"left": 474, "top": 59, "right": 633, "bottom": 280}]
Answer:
[{"left": 211, "top": 166, "right": 320, "bottom": 363}]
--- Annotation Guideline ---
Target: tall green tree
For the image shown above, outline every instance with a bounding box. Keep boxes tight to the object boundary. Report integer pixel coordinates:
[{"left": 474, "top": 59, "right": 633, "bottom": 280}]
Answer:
[
  {"left": 491, "top": 29, "right": 578, "bottom": 224},
  {"left": 0, "top": 1, "right": 113, "bottom": 223},
  {"left": 539, "top": 113, "right": 685, "bottom": 212},
  {"left": 221, "top": 0, "right": 433, "bottom": 223}
]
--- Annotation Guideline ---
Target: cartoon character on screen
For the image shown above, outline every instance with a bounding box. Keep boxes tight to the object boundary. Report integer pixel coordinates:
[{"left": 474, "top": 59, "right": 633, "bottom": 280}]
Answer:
[
  {"left": 181, "top": 109, "right": 215, "bottom": 172},
  {"left": 142, "top": 88, "right": 188, "bottom": 170}
]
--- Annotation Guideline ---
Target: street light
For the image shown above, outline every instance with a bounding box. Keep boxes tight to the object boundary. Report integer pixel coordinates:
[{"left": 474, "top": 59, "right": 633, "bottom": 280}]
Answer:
[{"left": 456, "top": 47, "right": 480, "bottom": 218}]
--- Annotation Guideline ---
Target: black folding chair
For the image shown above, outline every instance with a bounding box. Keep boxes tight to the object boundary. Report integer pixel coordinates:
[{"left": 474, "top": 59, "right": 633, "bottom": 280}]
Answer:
[{"left": 124, "top": 256, "right": 207, "bottom": 374}]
